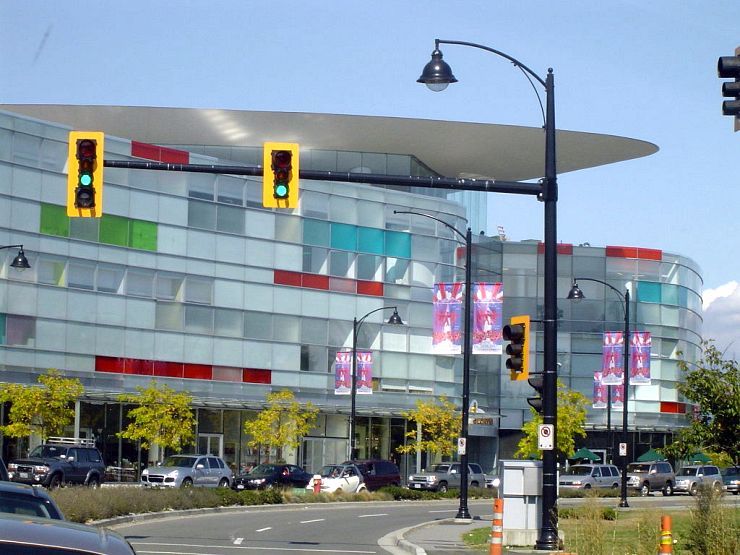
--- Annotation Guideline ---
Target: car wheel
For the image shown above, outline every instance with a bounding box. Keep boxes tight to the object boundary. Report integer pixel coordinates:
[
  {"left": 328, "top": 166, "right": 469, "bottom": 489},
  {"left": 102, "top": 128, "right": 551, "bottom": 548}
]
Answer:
[
  {"left": 357, "top": 484, "right": 367, "bottom": 492},
  {"left": 437, "top": 482, "right": 448, "bottom": 493},
  {"left": 713, "top": 482, "right": 723, "bottom": 495},
  {"left": 87, "top": 475, "right": 100, "bottom": 489},
  {"left": 470, "top": 481, "right": 479, "bottom": 488},
  {"left": 583, "top": 483, "right": 592, "bottom": 490},
  {"left": 49, "top": 474, "right": 63, "bottom": 489},
  {"left": 662, "top": 482, "right": 673, "bottom": 496},
  {"left": 181, "top": 478, "right": 193, "bottom": 488},
  {"left": 689, "top": 483, "right": 698, "bottom": 496},
  {"left": 218, "top": 478, "right": 229, "bottom": 488},
  {"left": 611, "top": 483, "right": 619, "bottom": 489},
  {"left": 640, "top": 482, "right": 650, "bottom": 496}
]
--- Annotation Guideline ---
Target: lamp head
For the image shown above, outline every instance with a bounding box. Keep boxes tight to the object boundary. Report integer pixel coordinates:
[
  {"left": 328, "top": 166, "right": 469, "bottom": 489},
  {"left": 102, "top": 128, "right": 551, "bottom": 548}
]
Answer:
[
  {"left": 417, "top": 48, "right": 458, "bottom": 92},
  {"left": 10, "top": 247, "right": 30, "bottom": 270},
  {"left": 386, "top": 309, "right": 404, "bottom": 326},
  {"left": 567, "top": 281, "right": 585, "bottom": 301}
]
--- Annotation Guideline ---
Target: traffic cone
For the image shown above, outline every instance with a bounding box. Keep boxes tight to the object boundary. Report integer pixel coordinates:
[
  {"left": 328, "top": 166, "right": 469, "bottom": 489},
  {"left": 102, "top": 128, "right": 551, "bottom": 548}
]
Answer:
[
  {"left": 659, "top": 515, "right": 673, "bottom": 554},
  {"left": 489, "top": 498, "right": 504, "bottom": 555}
]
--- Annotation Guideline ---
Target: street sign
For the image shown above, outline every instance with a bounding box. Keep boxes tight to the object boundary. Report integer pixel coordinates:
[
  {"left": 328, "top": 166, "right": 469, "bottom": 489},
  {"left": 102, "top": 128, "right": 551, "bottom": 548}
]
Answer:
[
  {"left": 619, "top": 442, "right": 627, "bottom": 457},
  {"left": 457, "top": 437, "right": 467, "bottom": 455},
  {"left": 538, "top": 424, "right": 554, "bottom": 450}
]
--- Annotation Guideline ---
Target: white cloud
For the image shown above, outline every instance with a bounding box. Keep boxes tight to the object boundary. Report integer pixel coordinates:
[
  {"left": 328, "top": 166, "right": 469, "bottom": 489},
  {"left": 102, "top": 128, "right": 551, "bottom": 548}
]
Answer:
[{"left": 702, "top": 281, "right": 740, "bottom": 360}]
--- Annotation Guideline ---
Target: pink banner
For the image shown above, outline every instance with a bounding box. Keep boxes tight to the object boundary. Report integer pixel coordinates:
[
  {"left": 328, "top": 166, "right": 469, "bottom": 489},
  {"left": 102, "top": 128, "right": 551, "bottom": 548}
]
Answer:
[
  {"left": 432, "top": 282, "right": 463, "bottom": 355},
  {"left": 612, "top": 383, "right": 624, "bottom": 409},
  {"left": 356, "top": 351, "right": 373, "bottom": 394},
  {"left": 601, "top": 332, "right": 624, "bottom": 385},
  {"left": 630, "top": 332, "right": 651, "bottom": 385},
  {"left": 334, "top": 351, "right": 352, "bottom": 395},
  {"left": 593, "top": 371, "right": 608, "bottom": 409},
  {"left": 472, "top": 282, "right": 504, "bottom": 354}
]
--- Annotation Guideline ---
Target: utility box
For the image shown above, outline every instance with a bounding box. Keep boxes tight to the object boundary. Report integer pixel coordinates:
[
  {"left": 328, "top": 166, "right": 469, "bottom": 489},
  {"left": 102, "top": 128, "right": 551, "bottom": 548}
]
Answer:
[{"left": 498, "top": 459, "right": 542, "bottom": 546}]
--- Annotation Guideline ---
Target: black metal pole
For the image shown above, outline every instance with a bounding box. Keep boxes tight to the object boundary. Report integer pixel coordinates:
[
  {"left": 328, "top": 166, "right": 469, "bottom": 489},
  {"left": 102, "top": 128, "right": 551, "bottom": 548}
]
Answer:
[
  {"left": 349, "top": 316, "right": 359, "bottom": 461},
  {"left": 607, "top": 386, "right": 612, "bottom": 463},
  {"left": 537, "top": 68, "right": 559, "bottom": 551},
  {"left": 619, "top": 289, "right": 631, "bottom": 507},
  {"left": 456, "top": 227, "right": 473, "bottom": 521}
]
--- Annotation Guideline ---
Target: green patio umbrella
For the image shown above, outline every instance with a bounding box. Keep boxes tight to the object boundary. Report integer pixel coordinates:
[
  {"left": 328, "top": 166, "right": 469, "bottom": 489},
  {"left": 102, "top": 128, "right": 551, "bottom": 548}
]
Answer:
[
  {"left": 569, "top": 447, "right": 600, "bottom": 462},
  {"left": 636, "top": 448, "right": 665, "bottom": 462},
  {"left": 688, "top": 452, "right": 711, "bottom": 463}
]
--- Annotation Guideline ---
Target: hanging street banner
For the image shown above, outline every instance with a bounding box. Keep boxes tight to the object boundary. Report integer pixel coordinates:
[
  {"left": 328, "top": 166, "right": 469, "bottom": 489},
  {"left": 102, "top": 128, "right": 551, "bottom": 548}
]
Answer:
[
  {"left": 432, "top": 282, "right": 463, "bottom": 355},
  {"left": 601, "top": 331, "right": 624, "bottom": 385},
  {"left": 472, "top": 282, "right": 504, "bottom": 354},
  {"left": 593, "top": 371, "right": 608, "bottom": 409},
  {"left": 334, "top": 351, "right": 352, "bottom": 395},
  {"left": 612, "top": 383, "right": 624, "bottom": 409},
  {"left": 630, "top": 331, "right": 652, "bottom": 385},
  {"left": 356, "top": 351, "right": 373, "bottom": 394}
]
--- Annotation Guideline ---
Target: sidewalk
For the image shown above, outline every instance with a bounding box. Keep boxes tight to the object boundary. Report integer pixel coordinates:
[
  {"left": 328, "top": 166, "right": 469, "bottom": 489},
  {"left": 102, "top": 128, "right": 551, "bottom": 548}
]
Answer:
[{"left": 390, "top": 517, "right": 487, "bottom": 554}]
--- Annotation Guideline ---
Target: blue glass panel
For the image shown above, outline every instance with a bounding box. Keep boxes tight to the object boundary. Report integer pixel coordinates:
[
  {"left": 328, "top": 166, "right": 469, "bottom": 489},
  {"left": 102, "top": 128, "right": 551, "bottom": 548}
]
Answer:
[
  {"left": 662, "top": 284, "right": 679, "bottom": 306},
  {"left": 303, "top": 218, "right": 330, "bottom": 247},
  {"left": 637, "top": 281, "right": 661, "bottom": 303},
  {"left": 330, "top": 223, "right": 356, "bottom": 251},
  {"left": 385, "top": 230, "right": 412, "bottom": 258},
  {"left": 357, "top": 226, "right": 384, "bottom": 254}
]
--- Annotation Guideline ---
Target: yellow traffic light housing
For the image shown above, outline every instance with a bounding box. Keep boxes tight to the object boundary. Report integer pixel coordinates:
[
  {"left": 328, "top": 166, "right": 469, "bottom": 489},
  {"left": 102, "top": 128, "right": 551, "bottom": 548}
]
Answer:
[
  {"left": 67, "top": 131, "right": 105, "bottom": 217},
  {"left": 503, "top": 314, "right": 530, "bottom": 381},
  {"left": 262, "top": 142, "right": 299, "bottom": 208}
]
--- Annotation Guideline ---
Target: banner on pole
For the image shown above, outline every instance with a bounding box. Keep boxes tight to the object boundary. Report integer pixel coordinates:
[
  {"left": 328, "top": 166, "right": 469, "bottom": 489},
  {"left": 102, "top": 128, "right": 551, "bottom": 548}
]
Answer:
[
  {"left": 601, "top": 331, "right": 624, "bottom": 385},
  {"left": 334, "top": 351, "right": 352, "bottom": 395},
  {"left": 432, "top": 282, "right": 463, "bottom": 354},
  {"left": 472, "top": 282, "right": 504, "bottom": 354},
  {"left": 356, "top": 351, "right": 373, "bottom": 394},
  {"left": 593, "top": 371, "right": 608, "bottom": 409},
  {"left": 630, "top": 331, "right": 651, "bottom": 385}
]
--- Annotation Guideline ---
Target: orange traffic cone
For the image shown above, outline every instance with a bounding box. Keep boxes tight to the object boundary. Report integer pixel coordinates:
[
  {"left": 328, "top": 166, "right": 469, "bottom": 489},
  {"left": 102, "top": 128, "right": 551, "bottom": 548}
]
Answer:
[
  {"left": 489, "top": 498, "right": 504, "bottom": 555},
  {"left": 659, "top": 515, "right": 673, "bottom": 554}
]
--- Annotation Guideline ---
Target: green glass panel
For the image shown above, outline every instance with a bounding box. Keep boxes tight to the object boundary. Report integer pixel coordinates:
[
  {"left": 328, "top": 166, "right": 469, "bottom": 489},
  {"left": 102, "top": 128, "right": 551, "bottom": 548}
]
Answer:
[
  {"left": 99, "top": 215, "right": 129, "bottom": 247},
  {"left": 385, "top": 230, "right": 411, "bottom": 258},
  {"left": 662, "top": 284, "right": 679, "bottom": 306},
  {"left": 129, "top": 219, "right": 158, "bottom": 251},
  {"left": 357, "top": 227, "right": 384, "bottom": 254},
  {"left": 303, "top": 218, "right": 330, "bottom": 247},
  {"left": 637, "top": 281, "right": 661, "bottom": 303},
  {"left": 330, "top": 223, "right": 357, "bottom": 251},
  {"left": 39, "top": 203, "right": 69, "bottom": 237}
]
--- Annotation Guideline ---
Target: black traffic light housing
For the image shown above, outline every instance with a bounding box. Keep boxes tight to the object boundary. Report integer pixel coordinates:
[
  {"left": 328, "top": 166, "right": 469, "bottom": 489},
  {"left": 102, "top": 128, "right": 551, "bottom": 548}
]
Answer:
[
  {"left": 503, "top": 315, "right": 530, "bottom": 380},
  {"left": 718, "top": 48, "right": 740, "bottom": 130},
  {"left": 527, "top": 372, "right": 545, "bottom": 415}
]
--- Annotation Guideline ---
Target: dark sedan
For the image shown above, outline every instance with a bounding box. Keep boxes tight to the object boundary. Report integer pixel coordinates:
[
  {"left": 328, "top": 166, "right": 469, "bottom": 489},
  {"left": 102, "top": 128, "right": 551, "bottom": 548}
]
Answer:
[
  {"left": 0, "top": 481, "right": 65, "bottom": 520},
  {"left": 233, "top": 463, "right": 312, "bottom": 490}
]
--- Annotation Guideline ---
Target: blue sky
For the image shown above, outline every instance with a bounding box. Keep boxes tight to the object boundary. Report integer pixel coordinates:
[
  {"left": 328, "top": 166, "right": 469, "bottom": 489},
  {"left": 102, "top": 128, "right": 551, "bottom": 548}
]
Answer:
[{"left": 1, "top": 1, "right": 739, "bottom": 354}]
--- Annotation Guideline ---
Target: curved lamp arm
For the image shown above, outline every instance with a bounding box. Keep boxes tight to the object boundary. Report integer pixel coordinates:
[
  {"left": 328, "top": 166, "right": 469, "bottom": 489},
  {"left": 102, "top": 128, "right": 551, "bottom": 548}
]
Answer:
[{"left": 393, "top": 210, "right": 466, "bottom": 243}]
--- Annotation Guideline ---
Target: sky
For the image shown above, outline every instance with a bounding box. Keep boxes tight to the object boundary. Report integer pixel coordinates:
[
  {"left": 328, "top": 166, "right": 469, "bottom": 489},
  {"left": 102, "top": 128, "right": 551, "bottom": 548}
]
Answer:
[{"left": 1, "top": 1, "right": 738, "bottom": 356}]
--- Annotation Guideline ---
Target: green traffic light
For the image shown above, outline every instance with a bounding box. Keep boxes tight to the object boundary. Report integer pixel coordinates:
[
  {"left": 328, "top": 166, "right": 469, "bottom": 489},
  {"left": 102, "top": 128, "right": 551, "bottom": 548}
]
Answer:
[
  {"left": 274, "top": 183, "right": 289, "bottom": 199},
  {"left": 79, "top": 173, "right": 93, "bottom": 187}
]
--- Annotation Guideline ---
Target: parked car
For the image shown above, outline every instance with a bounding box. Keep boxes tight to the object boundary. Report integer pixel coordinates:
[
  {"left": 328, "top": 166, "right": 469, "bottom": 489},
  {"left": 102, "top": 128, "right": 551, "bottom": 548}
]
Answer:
[
  {"left": 674, "top": 464, "right": 723, "bottom": 495},
  {"left": 232, "top": 463, "right": 312, "bottom": 490},
  {"left": 407, "top": 462, "right": 486, "bottom": 493},
  {"left": 306, "top": 463, "right": 366, "bottom": 493},
  {"left": 342, "top": 459, "right": 401, "bottom": 490},
  {"left": 8, "top": 438, "right": 105, "bottom": 489},
  {"left": 625, "top": 461, "right": 675, "bottom": 496},
  {"left": 559, "top": 464, "right": 621, "bottom": 489},
  {"left": 0, "top": 512, "right": 136, "bottom": 554},
  {"left": 0, "top": 481, "right": 65, "bottom": 520},
  {"left": 485, "top": 471, "right": 500, "bottom": 489},
  {"left": 141, "top": 454, "right": 232, "bottom": 488},
  {"left": 722, "top": 466, "right": 739, "bottom": 495}
]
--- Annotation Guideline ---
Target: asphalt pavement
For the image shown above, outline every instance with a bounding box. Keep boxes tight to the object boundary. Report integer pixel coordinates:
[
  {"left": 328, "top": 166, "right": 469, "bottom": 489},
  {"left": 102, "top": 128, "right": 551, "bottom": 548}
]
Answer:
[{"left": 388, "top": 517, "right": 488, "bottom": 554}]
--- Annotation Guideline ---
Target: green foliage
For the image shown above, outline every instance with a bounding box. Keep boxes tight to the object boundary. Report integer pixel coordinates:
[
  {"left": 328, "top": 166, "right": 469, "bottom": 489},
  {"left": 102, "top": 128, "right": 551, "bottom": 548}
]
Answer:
[
  {"left": 118, "top": 381, "right": 196, "bottom": 452},
  {"left": 395, "top": 397, "right": 460, "bottom": 458},
  {"left": 0, "top": 369, "right": 84, "bottom": 440},
  {"left": 514, "top": 380, "right": 589, "bottom": 460},
  {"left": 687, "top": 484, "right": 740, "bottom": 555},
  {"left": 243, "top": 390, "right": 318, "bottom": 462},
  {"left": 667, "top": 342, "right": 740, "bottom": 464}
]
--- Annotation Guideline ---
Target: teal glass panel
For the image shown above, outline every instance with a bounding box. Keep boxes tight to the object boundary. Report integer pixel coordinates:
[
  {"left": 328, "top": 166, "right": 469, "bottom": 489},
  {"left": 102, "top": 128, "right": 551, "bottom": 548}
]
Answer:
[
  {"left": 677, "top": 287, "right": 689, "bottom": 309},
  {"left": 99, "top": 215, "right": 129, "bottom": 247},
  {"left": 330, "top": 223, "right": 357, "bottom": 251},
  {"left": 637, "top": 281, "right": 661, "bottom": 303},
  {"left": 129, "top": 219, "right": 158, "bottom": 251},
  {"left": 0, "top": 313, "right": 5, "bottom": 344},
  {"left": 385, "top": 230, "right": 411, "bottom": 258},
  {"left": 39, "top": 203, "right": 69, "bottom": 237},
  {"left": 357, "top": 227, "right": 384, "bottom": 254},
  {"left": 662, "top": 284, "right": 679, "bottom": 306},
  {"left": 303, "top": 218, "right": 330, "bottom": 247}
]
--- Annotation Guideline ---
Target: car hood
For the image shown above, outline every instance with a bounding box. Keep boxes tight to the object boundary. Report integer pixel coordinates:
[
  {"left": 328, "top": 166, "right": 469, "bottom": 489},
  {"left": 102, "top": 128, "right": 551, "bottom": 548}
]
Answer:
[
  {"left": 238, "top": 473, "right": 275, "bottom": 480},
  {"left": 144, "top": 465, "right": 190, "bottom": 474},
  {"left": 11, "top": 457, "right": 65, "bottom": 466}
]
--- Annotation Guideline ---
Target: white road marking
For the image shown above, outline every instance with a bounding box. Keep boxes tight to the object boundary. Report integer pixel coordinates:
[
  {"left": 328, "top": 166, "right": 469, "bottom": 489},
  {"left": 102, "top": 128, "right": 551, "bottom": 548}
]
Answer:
[
  {"left": 300, "top": 518, "right": 325, "bottom": 523},
  {"left": 428, "top": 509, "right": 457, "bottom": 513},
  {"left": 132, "top": 541, "right": 376, "bottom": 553},
  {"left": 256, "top": 526, "right": 272, "bottom": 532},
  {"left": 357, "top": 513, "right": 388, "bottom": 518},
  {"left": 233, "top": 537, "right": 244, "bottom": 545}
]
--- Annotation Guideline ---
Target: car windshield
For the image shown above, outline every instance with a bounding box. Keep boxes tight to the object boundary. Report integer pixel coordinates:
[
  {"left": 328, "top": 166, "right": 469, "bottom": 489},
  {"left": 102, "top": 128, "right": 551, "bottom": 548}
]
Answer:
[
  {"left": 627, "top": 464, "right": 650, "bottom": 473},
  {"left": 0, "top": 493, "right": 57, "bottom": 519},
  {"left": 318, "top": 465, "right": 348, "bottom": 478},
  {"left": 250, "top": 464, "right": 279, "bottom": 475},
  {"left": 28, "top": 445, "right": 68, "bottom": 459},
  {"left": 564, "top": 466, "right": 592, "bottom": 476},
  {"left": 722, "top": 467, "right": 738, "bottom": 476},
  {"left": 678, "top": 467, "right": 698, "bottom": 476},
  {"left": 431, "top": 464, "right": 451, "bottom": 473},
  {"left": 161, "top": 456, "right": 197, "bottom": 468}
]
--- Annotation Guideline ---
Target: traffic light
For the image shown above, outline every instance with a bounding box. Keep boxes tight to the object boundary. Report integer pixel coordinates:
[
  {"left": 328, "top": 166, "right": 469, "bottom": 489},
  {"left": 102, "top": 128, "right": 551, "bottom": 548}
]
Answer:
[
  {"left": 718, "top": 48, "right": 740, "bottom": 130},
  {"left": 262, "top": 142, "right": 299, "bottom": 208},
  {"left": 503, "top": 314, "right": 530, "bottom": 380},
  {"left": 67, "top": 131, "right": 105, "bottom": 217},
  {"left": 527, "top": 372, "right": 545, "bottom": 415}
]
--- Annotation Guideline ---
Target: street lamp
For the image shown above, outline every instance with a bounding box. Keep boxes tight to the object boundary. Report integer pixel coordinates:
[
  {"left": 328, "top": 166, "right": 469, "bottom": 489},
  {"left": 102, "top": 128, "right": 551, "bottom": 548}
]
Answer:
[
  {"left": 395, "top": 209, "right": 473, "bottom": 522},
  {"left": 567, "top": 278, "right": 630, "bottom": 508},
  {"left": 418, "top": 40, "right": 559, "bottom": 547},
  {"left": 1, "top": 245, "right": 30, "bottom": 270},
  {"left": 348, "top": 306, "right": 404, "bottom": 461}
]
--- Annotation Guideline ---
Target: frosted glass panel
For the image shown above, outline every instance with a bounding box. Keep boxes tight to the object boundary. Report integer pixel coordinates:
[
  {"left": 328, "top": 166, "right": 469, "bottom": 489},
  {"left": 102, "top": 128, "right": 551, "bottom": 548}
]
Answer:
[
  {"left": 185, "top": 305, "right": 214, "bottom": 334},
  {"left": 155, "top": 302, "right": 183, "bottom": 331}
]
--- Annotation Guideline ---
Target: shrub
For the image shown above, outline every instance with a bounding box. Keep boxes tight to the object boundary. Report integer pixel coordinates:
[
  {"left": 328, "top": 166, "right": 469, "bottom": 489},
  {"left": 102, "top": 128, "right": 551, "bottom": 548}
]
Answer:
[{"left": 687, "top": 485, "right": 739, "bottom": 555}]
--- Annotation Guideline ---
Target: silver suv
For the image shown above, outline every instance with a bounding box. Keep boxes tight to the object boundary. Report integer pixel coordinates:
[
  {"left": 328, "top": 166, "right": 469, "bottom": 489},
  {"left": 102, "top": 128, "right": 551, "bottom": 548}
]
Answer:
[
  {"left": 626, "top": 461, "right": 675, "bottom": 496},
  {"left": 674, "top": 465, "right": 723, "bottom": 495},
  {"left": 407, "top": 462, "right": 486, "bottom": 493},
  {"left": 559, "top": 464, "right": 621, "bottom": 489},
  {"left": 141, "top": 454, "right": 232, "bottom": 488}
]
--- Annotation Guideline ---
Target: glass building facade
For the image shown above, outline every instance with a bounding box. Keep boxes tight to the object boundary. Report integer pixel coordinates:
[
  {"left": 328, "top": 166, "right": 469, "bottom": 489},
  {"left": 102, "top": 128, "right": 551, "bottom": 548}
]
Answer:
[{"left": 0, "top": 110, "right": 702, "bottom": 480}]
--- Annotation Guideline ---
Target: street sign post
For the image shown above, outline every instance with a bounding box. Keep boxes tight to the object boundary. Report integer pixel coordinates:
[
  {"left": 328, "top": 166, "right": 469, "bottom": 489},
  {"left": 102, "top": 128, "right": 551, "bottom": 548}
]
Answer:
[{"left": 538, "top": 424, "right": 554, "bottom": 450}]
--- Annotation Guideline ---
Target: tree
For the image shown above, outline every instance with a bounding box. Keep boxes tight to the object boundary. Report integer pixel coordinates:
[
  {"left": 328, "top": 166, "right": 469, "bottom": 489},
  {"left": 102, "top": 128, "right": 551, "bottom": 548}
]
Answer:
[
  {"left": 663, "top": 342, "right": 740, "bottom": 464},
  {"left": 515, "top": 380, "right": 589, "bottom": 461},
  {"left": 243, "top": 390, "right": 318, "bottom": 462},
  {"left": 396, "top": 397, "right": 461, "bottom": 460},
  {"left": 118, "top": 381, "right": 196, "bottom": 454},
  {"left": 0, "top": 369, "right": 83, "bottom": 440}
]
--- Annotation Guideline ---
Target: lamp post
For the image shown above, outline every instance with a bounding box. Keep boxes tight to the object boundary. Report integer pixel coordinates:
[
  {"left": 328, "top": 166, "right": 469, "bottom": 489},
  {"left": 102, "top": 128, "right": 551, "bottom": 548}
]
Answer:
[
  {"left": 418, "top": 40, "right": 559, "bottom": 546},
  {"left": 395, "top": 209, "right": 473, "bottom": 522},
  {"left": 1, "top": 245, "right": 30, "bottom": 270},
  {"left": 348, "top": 306, "right": 404, "bottom": 460},
  {"left": 567, "top": 278, "right": 630, "bottom": 507}
]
